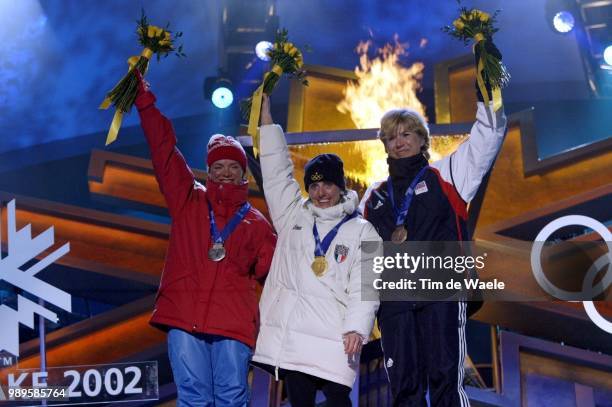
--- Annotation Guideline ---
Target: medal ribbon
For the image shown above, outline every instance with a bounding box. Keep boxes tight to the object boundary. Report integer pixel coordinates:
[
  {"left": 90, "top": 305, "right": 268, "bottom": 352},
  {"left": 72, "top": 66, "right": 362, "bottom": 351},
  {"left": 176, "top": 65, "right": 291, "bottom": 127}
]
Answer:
[
  {"left": 387, "top": 165, "right": 429, "bottom": 227},
  {"left": 313, "top": 212, "right": 358, "bottom": 257},
  {"left": 208, "top": 201, "right": 252, "bottom": 244}
]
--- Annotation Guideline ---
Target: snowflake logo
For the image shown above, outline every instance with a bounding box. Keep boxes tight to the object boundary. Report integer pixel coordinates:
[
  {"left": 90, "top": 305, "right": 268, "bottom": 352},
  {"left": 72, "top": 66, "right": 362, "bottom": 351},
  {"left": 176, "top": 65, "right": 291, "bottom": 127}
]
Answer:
[{"left": 0, "top": 199, "right": 71, "bottom": 356}]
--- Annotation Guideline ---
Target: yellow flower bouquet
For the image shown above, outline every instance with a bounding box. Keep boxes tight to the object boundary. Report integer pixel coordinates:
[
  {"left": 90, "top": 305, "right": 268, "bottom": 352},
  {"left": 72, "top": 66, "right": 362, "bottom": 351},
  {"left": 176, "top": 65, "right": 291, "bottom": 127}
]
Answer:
[
  {"left": 100, "top": 10, "right": 185, "bottom": 145},
  {"left": 443, "top": 3, "right": 510, "bottom": 108},
  {"left": 241, "top": 29, "right": 308, "bottom": 156}
]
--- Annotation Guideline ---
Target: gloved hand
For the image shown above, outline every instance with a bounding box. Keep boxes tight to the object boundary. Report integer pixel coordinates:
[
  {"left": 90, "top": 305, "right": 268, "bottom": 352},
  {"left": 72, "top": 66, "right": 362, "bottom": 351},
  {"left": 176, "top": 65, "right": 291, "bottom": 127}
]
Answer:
[
  {"left": 133, "top": 69, "right": 151, "bottom": 95},
  {"left": 133, "top": 68, "right": 156, "bottom": 110},
  {"left": 474, "top": 39, "right": 502, "bottom": 102}
]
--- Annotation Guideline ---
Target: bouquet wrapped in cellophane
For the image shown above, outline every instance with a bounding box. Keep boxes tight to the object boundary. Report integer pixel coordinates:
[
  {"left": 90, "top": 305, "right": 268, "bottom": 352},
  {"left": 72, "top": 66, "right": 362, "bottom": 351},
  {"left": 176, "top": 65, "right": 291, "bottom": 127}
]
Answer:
[
  {"left": 99, "top": 10, "right": 185, "bottom": 145},
  {"left": 241, "top": 28, "right": 308, "bottom": 157},
  {"left": 443, "top": 3, "right": 509, "bottom": 111}
]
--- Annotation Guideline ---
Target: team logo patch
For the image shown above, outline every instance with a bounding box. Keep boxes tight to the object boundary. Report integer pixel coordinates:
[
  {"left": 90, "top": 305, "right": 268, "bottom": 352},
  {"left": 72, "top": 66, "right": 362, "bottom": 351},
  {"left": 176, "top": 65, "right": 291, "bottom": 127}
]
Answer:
[
  {"left": 415, "top": 180, "right": 428, "bottom": 195},
  {"left": 373, "top": 200, "right": 383, "bottom": 210},
  {"left": 334, "top": 244, "right": 349, "bottom": 263},
  {"left": 311, "top": 171, "right": 323, "bottom": 182}
]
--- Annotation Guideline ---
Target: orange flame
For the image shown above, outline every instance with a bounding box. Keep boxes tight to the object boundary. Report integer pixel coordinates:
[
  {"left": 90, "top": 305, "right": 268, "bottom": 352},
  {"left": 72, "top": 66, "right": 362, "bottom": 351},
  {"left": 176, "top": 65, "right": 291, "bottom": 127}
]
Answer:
[
  {"left": 337, "top": 36, "right": 426, "bottom": 129},
  {"left": 335, "top": 36, "right": 427, "bottom": 182}
]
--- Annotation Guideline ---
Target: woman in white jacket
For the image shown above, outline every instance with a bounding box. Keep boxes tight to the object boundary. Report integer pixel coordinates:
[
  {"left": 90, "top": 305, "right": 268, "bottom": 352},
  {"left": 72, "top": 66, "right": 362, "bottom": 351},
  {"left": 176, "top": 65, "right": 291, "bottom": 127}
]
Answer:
[{"left": 252, "top": 95, "right": 381, "bottom": 406}]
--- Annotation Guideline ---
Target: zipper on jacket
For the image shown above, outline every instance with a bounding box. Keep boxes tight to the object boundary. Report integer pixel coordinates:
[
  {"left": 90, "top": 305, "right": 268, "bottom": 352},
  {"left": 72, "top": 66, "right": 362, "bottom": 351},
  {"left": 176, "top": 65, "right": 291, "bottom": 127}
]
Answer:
[
  {"left": 275, "top": 366, "right": 279, "bottom": 381},
  {"left": 202, "top": 209, "right": 223, "bottom": 331}
]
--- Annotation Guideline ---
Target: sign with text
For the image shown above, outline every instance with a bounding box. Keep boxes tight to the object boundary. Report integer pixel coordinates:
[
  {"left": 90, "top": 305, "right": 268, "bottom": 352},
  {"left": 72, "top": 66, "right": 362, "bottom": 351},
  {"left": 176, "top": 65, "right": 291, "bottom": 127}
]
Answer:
[{"left": 0, "top": 361, "right": 158, "bottom": 405}]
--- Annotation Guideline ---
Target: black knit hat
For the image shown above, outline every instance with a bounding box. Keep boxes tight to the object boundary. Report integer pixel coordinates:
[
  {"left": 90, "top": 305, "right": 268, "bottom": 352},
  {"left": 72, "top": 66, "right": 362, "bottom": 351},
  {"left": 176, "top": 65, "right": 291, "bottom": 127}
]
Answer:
[{"left": 304, "top": 154, "right": 346, "bottom": 191}]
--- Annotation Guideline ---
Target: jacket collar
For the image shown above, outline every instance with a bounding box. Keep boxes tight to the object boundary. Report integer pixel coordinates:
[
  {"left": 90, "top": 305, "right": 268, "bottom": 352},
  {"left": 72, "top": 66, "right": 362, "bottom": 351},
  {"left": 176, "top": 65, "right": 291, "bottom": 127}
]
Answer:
[
  {"left": 305, "top": 189, "right": 359, "bottom": 222},
  {"left": 206, "top": 179, "right": 249, "bottom": 218},
  {"left": 387, "top": 153, "right": 429, "bottom": 183}
]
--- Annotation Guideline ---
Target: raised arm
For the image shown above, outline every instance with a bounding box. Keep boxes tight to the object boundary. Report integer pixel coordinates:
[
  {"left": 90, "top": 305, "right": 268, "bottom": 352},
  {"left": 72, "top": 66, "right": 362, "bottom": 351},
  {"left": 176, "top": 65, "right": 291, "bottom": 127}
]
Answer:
[
  {"left": 431, "top": 102, "right": 507, "bottom": 203},
  {"left": 134, "top": 76, "right": 195, "bottom": 218},
  {"left": 258, "top": 95, "right": 303, "bottom": 232},
  {"left": 432, "top": 40, "right": 508, "bottom": 203}
]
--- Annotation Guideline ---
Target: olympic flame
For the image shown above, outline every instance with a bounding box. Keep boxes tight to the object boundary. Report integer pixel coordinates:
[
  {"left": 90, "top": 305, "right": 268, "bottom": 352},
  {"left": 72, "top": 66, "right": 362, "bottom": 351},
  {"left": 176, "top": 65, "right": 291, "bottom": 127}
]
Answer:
[
  {"left": 337, "top": 36, "right": 426, "bottom": 129},
  {"left": 336, "top": 36, "right": 427, "bottom": 183}
]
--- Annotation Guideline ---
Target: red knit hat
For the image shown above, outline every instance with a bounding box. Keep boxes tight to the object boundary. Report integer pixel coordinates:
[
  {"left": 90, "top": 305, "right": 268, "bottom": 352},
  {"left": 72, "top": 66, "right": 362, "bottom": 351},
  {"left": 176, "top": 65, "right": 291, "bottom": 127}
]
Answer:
[{"left": 206, "top": 134, "right": 247, "bottom": 172}]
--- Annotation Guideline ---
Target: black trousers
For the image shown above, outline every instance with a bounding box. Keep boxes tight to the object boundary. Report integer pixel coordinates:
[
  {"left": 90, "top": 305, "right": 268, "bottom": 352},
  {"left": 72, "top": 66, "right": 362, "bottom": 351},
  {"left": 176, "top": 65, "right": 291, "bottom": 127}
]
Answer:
[
  {"left": 285, "top": 370, "right": 352, "bottom": 407},
  {"left": 378, "top": 302, "right": 470, "bottom": 407}
]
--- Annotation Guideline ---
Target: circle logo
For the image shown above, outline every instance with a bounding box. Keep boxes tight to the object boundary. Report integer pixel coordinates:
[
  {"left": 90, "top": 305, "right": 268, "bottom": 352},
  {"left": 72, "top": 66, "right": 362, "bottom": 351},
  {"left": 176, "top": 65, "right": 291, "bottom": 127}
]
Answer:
[{"left": 531, "top": 215, "right": 612, "bottom": 333}]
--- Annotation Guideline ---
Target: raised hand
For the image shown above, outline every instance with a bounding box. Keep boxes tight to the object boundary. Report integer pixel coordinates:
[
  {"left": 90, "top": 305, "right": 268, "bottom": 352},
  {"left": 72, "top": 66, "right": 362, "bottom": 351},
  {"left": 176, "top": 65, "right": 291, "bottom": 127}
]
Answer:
[
  {"left": 133, "top": 69, "right": 151, "bottom": 94},
  {"left": 260, "top": 93, "right": 273, "bottom": 126},
  {"left": 475, "top": 39, "right": 503, "bottom": 102}
]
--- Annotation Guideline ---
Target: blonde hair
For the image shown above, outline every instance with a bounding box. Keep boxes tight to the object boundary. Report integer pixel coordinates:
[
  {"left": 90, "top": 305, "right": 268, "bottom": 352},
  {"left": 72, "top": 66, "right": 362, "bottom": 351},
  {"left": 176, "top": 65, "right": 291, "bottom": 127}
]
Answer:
[{"left": 378, "top": 108, "right": 430, "bottom": 160}]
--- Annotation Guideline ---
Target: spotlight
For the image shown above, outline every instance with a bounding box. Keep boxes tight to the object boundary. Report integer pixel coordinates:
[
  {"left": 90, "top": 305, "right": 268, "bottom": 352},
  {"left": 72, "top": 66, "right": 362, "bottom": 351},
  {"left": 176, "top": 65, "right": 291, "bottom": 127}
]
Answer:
[
  {"left": 604, "top": 45, "right": 612, "bottom": 66},
  {"left": 204, "top": 77, "right": 234, "bottom": 109},
  {"left": 545, "top": 0, "right": 578, "bottom": 34},
  {"left": 552, "top": 11, "right": 575, "bottom": 33},
  {"left": 212, "top": 87, "right": 233, "bottom": 109},
  {"left": 255, "top": 41, "right": 273, "bottom": 61}
]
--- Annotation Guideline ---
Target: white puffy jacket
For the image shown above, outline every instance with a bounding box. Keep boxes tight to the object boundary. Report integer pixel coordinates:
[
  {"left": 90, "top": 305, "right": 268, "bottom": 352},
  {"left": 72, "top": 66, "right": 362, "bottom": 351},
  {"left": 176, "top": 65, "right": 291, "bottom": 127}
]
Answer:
[{"left": 252, "top": 124, "right": 381, "bottom": 388}]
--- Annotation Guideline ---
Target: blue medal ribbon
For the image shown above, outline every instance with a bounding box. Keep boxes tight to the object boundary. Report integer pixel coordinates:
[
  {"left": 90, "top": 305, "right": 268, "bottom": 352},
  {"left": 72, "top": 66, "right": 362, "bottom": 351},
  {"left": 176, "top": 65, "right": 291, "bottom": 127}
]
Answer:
[
  {"left": 387, "top": 165, "right": 429, "bottom": 227},
  {"left": 313, "top": 211, "right": 358, "bottom": 257},
  {"left": 208, "top": 201, "right": 252, "bottom": 245}
]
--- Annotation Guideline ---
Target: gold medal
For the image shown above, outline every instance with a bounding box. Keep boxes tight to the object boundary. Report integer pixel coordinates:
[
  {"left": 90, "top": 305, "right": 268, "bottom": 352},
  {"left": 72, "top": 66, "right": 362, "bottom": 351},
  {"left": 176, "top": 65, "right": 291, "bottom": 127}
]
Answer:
[
  {"left": 391, "top": 226, "right": 408, "bottom": 244},
  {"left": 311, "top": 256, "right": 328, "bottom": 277}
]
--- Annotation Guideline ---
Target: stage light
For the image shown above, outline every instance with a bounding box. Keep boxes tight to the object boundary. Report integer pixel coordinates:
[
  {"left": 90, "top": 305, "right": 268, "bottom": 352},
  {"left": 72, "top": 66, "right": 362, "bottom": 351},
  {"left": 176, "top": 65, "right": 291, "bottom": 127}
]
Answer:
[
  {"left": 204, "top": 77, "right": 234, "bottom": 109},
  {"left": 552, "top": 11, "right": 575, "bottom": 33},
  {"left": 255, "top": 41, "right": 272, "bottom": 61},
  {"left": 545, "top": 0, "right": 577, "bottom": 34},
  {"left": 604, "top": 45, "right": 612, "bottom": 66},
  {"left": 211, "top": 87, "right": 233, "bottom": 109}
]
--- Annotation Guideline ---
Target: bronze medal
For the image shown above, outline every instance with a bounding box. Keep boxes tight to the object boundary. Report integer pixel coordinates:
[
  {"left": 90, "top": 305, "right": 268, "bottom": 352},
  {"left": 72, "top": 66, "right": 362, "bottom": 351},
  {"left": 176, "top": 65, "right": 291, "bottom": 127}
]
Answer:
[
  {"left": 311, "top": 256, "right": 328, "bottom": 277},
  {"left": 391, "top": 226, "right": 408, "bottom": 244},
  {"left": 208, "top": 243, "right": 226, "bottom": 262}
]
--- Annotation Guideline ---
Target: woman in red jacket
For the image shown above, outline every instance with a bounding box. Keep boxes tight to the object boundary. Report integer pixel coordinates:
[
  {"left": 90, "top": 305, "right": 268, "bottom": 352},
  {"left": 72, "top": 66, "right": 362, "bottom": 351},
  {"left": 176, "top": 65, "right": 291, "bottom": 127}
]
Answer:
[{"left": 134, "top": 73, "right": 276, "bottom": 407}]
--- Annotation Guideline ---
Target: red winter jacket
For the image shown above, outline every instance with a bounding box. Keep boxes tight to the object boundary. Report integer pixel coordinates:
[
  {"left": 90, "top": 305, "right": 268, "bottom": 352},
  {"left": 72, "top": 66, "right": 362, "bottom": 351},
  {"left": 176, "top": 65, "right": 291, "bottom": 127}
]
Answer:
[{"left": 135, "top": 89, "right": 276, "bottom": 348}]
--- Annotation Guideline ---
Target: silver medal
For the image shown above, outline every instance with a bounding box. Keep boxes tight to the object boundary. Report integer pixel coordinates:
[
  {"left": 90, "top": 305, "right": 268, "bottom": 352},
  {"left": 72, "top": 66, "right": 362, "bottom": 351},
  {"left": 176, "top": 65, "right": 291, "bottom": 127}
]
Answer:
[{"left": 208, "top": 243, "right": 226, "bottom": 261}]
